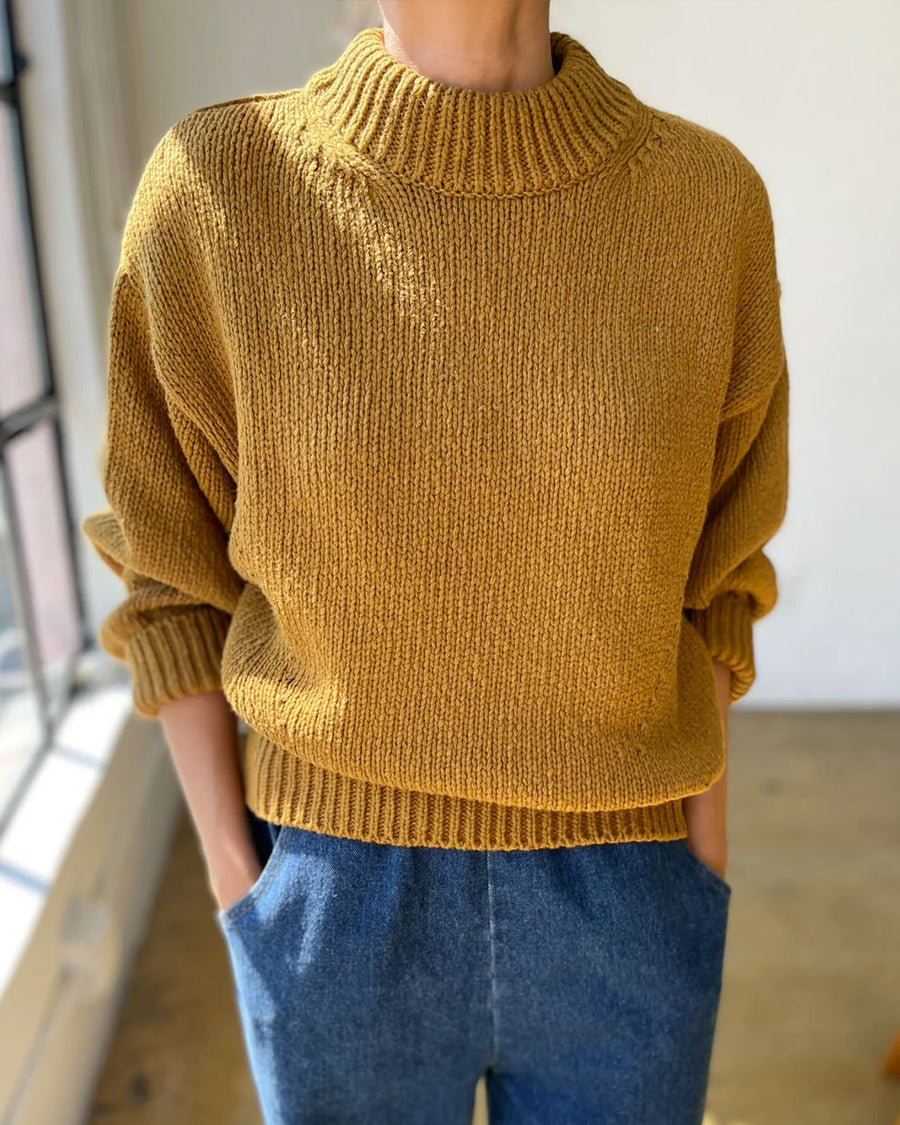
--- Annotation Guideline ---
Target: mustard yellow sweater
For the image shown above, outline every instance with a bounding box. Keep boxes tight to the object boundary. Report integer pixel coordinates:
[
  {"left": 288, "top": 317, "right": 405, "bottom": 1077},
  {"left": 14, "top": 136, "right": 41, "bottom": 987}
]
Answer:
[{"left": 81, "top": 27, "right": 789, "bottom": 850}]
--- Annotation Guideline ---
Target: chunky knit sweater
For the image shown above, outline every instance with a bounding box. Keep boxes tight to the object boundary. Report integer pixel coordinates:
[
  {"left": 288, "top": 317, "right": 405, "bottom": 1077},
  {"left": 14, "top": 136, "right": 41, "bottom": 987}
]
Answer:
[{"left": 81, "top": 26, "right": 789, "bottom": 850}]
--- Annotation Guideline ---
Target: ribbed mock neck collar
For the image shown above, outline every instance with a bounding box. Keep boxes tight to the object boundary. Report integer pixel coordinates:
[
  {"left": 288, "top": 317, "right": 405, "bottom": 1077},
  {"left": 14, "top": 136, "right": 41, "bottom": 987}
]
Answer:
[{"left": 301, "top": 26, "right": 648, "bottom": 197}]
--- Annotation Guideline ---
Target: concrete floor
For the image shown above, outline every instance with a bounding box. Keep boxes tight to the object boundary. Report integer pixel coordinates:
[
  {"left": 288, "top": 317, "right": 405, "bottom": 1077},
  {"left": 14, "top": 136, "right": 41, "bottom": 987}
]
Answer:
[{"left": 88, "top": 711, "right": 900, "bottom": 1125}]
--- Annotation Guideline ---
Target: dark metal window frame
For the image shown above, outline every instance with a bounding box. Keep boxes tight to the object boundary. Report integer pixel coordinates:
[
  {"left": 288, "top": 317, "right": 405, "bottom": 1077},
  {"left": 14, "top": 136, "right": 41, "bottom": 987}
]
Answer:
[{"left": 0, "top": 0, "right": 92, "bottom": 837}]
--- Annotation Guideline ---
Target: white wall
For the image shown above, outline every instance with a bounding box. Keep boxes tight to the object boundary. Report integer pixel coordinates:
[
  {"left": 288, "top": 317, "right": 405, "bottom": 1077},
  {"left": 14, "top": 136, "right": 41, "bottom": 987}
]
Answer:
[{"left": 84, "top": 0, "right": 899, "bottom": 707}]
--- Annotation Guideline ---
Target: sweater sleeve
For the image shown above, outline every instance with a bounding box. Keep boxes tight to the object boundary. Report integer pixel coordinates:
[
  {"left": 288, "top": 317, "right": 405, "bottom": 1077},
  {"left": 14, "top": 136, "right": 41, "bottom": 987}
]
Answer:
[
  {"left": 82, "top": 266, "right": 245, "bottom": 718},
  {"left": 682, "top": 163, "right": 790, "bottom": 703},
  {"left": 81, "top": 127, "right": 245, "bottom": 718}
]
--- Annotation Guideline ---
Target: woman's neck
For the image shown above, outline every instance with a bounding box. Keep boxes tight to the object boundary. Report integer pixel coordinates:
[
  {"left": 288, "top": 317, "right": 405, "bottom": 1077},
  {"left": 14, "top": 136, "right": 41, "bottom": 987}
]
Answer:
[{"left": 378, "top": 0, "right": 557, "bottom": 95}]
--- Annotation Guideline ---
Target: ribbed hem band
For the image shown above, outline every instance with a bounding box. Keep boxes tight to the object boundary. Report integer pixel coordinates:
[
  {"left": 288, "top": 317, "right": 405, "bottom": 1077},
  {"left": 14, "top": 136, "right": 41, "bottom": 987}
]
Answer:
[{"left": 243, "top": 726, "right": 689, "bottom": 851}]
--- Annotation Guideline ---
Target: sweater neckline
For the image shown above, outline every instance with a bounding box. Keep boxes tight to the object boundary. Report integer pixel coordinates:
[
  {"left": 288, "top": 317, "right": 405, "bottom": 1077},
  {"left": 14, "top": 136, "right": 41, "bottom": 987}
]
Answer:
[{"left": 300, "top": 25, "right": 648, "bottom": 197}]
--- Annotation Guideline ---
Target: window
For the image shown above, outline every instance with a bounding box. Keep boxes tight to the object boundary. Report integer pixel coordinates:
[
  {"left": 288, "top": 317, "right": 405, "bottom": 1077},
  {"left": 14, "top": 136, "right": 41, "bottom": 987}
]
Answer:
[{"left": 0, "top": 5, "right": 85, "bottom": 833}]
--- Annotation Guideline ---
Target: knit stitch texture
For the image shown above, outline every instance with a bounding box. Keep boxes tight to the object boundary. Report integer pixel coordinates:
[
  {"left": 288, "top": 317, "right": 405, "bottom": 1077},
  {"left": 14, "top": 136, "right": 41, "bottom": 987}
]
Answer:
[{"left": 82, "top": 26, "right": 789, "bottom": 849}]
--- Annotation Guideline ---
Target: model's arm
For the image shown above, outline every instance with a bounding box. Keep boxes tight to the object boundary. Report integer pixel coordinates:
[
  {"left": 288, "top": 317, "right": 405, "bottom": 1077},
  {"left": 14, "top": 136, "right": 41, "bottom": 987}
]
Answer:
[
  {"left": 82, "top": 268, "right": 254, "bottom": 912},
  {"left": 158, "top": 691, "right": 262, "bottom": 909},
  {"left": 82, "top": 165, "right": 256, "bottom": 912},
  {"left": 682, "top": 662, "right": 732, "bottom": 878},
  {"left": 681, "top": 163, "right": 790, "bottom": 877}
]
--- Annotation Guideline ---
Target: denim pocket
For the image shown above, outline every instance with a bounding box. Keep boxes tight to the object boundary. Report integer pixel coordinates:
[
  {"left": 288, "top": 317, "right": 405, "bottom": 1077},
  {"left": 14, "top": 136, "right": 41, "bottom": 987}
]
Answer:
[
  {"left": 215, "top": 821, "right": 293, "bottom": 929},
  {"left": 674, "top": 837, "right": 732, "bottom": 898}
]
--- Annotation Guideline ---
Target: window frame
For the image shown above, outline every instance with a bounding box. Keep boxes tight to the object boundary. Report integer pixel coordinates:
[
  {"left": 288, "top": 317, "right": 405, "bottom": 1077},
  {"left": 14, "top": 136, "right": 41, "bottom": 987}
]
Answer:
[{"left": 0, "top": 0, "right": 91, "bottom": 838}]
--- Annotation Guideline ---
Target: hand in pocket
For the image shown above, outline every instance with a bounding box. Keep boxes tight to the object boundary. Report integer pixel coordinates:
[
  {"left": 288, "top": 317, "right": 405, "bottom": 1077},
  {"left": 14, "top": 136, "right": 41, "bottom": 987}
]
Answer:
[{"left": 205, "top": 821, "right": 264, "bottom": 913}]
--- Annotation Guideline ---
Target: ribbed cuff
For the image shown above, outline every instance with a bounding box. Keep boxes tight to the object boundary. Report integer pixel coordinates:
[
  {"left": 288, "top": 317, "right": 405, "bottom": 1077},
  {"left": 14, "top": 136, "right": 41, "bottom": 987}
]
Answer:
[
  {"left": 123, "top": 607, "right": 231, "bottom": 718},
  {"left": 689, "top": 591, "right": 756, "bottom": 703}
]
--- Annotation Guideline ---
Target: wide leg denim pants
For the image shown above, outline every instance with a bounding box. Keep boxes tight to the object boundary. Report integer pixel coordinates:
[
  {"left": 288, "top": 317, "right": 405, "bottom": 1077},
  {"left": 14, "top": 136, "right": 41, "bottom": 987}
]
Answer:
[{"left": 214, "top": 805, "right": 730, "bottom": 1125}]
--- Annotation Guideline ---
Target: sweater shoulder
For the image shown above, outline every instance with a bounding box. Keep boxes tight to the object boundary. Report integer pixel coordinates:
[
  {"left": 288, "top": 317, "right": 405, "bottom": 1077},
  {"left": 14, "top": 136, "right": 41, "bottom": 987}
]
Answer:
[
  {"left": 630, "top": 103, "right": 772, "bottom": 232},
  {"left": 156, "top": 86, "right": 309, "bottom": 170},
  {"left": 118, "top": 93, "right": 295, "bottom": 278},
  {"left": 642, "top": 104, "right": 768, "bottom": 181},
  {"left": 649, "top": 109, "right": 780, "bottom": 270}
]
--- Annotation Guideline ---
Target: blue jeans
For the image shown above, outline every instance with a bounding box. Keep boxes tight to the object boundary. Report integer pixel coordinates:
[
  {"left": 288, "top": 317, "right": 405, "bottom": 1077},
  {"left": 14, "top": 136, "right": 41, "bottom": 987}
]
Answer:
[{"left": 214, "top": 806, "right": 731, "bottom": 1124}]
